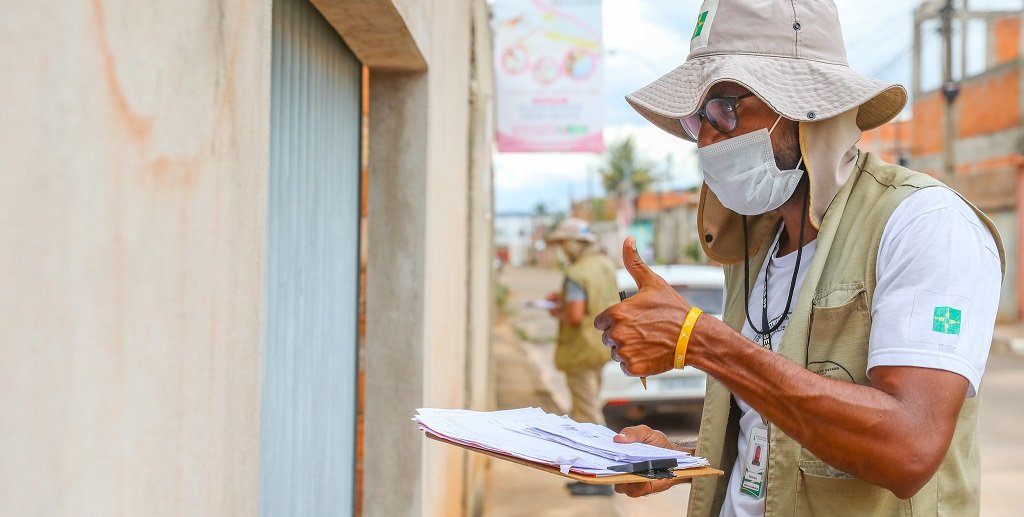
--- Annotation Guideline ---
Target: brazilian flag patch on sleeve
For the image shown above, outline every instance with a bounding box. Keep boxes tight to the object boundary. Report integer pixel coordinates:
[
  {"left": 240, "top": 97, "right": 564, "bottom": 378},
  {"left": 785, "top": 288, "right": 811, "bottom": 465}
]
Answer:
[
  {"left": 910, "top": 290, "right": 969, "bottom": 347},
  {"left": 932, "top": 306, "right": 962, "bottom": 335}
]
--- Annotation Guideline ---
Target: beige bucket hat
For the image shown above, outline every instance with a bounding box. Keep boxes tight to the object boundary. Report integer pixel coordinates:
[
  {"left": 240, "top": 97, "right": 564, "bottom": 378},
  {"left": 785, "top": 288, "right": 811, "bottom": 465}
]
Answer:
[
  {"left": 626, "top": 0, "right": 908, "bottom": 263},
  {"left": 625, "top": 0, "right": 907, "bottom": 143},
  {"left": 547, "top": 217, "right": 597, "bottom": 243}
]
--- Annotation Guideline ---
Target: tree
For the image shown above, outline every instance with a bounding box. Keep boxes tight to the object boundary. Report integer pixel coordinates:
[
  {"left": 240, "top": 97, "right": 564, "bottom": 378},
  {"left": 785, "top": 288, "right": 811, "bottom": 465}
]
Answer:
[
  {"left": 598, "top": 136, "right": 655, "bottom": 196},
  {"left": 684, "top": 240, "right": 704, "bottom": 264}
]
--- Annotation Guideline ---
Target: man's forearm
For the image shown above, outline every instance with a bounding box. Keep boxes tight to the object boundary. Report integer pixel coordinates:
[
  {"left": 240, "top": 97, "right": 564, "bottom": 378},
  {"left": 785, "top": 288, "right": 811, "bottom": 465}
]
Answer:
[{"left": 685, "top": 315, "right": 962, "bottom": 498}]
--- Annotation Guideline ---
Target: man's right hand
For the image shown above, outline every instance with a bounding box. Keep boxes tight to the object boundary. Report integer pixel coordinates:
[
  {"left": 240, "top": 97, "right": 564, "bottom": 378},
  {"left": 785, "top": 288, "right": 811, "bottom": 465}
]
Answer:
[
  {"left": 545, "top": 292, "right": 562, "bottom": 317},
  {"left": 611, "top": 425, "right": 692, "bottom": 497}
]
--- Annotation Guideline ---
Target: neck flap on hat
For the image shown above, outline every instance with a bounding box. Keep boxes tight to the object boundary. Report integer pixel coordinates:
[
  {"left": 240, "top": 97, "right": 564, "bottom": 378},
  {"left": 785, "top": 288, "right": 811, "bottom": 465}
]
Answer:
[{"left": 696, "top": 107, "right": 862, "bottom": 264}]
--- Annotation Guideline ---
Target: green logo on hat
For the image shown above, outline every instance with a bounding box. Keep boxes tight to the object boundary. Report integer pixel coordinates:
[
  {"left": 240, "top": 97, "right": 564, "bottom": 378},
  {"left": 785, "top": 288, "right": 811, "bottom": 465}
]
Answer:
[
  {"left": 692, "top": 10, "right": 709, "bottom": 40},
  {"left": 932, "top": 306, "right": 962, "bottom": 335}
]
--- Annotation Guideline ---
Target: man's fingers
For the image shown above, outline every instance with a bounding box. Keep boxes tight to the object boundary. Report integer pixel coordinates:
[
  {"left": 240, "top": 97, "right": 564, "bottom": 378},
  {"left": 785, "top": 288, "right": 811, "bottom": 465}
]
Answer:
[
  {"left": 621, "top": 237, "right": 664, "bottom": 290},
  {"left": 601, "top": 330, "right": 618, "bottom": 349},
  {"left": 614, "top": 479, "right": 683, "bottom": 498},
  {"left": 613, "top": 425, "right": 651, "bottom": 444},
  {"left": 609, "top": 346, "right": 623, "bottom": 363},
  {"left": 614, "top": 482, "right": 652, "bottom": 497},
  {"left": 594, "top": 308, "right": 612, "bottom": 331},
  {"left": 620, "top": 362, "right": 636, "bottom": 377}
]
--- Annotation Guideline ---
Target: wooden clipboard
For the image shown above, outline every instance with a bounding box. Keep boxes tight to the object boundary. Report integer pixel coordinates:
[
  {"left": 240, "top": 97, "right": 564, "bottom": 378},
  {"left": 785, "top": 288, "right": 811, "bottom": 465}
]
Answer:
[{"left": 425, "top": 432, "right": 723, "bottom": 485}]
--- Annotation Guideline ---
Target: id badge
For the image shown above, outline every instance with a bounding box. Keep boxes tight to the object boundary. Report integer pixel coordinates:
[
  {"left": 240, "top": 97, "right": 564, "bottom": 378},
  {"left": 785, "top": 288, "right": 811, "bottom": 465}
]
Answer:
[{"left": 739, "top": 423, "right": 769, "bottom": 499}]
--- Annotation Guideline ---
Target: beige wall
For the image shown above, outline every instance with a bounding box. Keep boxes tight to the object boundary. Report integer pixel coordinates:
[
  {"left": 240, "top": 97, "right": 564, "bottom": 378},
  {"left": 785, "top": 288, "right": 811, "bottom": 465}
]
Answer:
[
  {"left": 0, "top": 0, "right": 270, "bottom": 515},
  {"left": 464, "top": 1, "right": 497, "bottom": 514},
  {"left": 1, "top": 0, "right": 492, "bottom": 515},
  {"left": 360, "top": 1, "right": 493, "bottom": 516},
  {"left": 420, "top": 0, "right": 473, "bottom": 514}
]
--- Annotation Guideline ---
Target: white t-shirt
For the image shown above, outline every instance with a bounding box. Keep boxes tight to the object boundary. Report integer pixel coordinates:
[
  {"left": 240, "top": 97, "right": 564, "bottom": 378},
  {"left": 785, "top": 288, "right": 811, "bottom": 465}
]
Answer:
[{"left": 720, "top": 187, "right": 1002, "bottom": 517}]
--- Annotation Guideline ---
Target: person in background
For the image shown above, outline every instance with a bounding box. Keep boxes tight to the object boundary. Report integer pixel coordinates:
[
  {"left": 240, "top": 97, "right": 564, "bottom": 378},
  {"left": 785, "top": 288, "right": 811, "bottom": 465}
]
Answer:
[
  {"left": 545, "top": 217, "right": 619, "bottom": 497},
  {"left": 545, "top": 217, "right": 617, "bottom": 427}
]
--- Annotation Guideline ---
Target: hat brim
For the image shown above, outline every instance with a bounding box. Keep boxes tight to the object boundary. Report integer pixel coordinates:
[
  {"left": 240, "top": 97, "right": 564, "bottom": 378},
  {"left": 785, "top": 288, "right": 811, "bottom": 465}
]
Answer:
[
  {"left": 625, "top": 54, "right": 907, "bottom": 142},
  {"left": 546, "top": 231, "right": 596, "bottom": 244}
]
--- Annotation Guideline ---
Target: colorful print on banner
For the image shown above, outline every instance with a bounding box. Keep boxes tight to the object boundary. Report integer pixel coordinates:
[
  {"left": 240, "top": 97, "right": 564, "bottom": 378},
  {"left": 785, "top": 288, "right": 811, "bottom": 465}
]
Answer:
[{"left": 492, "top": 0, "right": 604, "bottom": 153}]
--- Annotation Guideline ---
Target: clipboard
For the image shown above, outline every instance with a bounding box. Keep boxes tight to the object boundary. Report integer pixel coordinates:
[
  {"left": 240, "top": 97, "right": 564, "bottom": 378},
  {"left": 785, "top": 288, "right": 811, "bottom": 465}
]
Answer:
[{"left": 425, "top": 432, "right": 723, "bottom": 485}]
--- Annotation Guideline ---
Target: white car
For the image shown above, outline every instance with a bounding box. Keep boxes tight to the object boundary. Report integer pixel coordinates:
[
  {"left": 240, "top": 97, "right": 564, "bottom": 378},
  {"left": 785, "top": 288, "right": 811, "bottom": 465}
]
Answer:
[{"left": 599, "top": 265, "right": 726, "bottom": 425}]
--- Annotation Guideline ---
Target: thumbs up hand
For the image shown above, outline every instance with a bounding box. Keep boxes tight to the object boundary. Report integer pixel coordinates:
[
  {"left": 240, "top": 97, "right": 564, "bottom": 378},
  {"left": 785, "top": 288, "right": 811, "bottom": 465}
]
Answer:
[{"left": 594, "top": 237, "right": 690, "bottom": 377}]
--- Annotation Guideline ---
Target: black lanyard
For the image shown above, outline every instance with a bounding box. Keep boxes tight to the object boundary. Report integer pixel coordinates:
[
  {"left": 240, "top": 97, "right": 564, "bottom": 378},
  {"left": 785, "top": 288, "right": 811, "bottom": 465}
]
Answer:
[
  {"left": 757, "top": 238, "right": 785, "bottom": 348},
  {"left": 741, "top": 188, "right": 808, "bottom": 349}
]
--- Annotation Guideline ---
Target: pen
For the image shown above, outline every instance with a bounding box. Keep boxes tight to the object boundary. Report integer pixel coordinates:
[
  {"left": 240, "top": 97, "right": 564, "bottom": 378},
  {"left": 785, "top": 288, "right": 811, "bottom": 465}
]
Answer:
[{"left": 618, "top": 290, "right": 647, "bottom": 390}]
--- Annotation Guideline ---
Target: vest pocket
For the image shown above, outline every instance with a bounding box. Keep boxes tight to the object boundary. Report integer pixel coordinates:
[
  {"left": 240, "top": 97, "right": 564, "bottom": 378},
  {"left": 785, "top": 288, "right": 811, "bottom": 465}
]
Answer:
[
  {"left": 801, "top": 287, "right": 908, "bottom": 515},
  {"left": 796, "top": 464, "right": 910, "bottom": 517},
  {"left": 808, "top": 284, "right": 870, "bottom": 385}
]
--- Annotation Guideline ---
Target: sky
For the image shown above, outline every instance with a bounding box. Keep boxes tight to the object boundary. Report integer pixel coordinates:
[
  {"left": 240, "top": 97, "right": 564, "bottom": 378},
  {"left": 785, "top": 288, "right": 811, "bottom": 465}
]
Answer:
[{"left": 492, "top": 0, "right": 1024, "bottom": 215}]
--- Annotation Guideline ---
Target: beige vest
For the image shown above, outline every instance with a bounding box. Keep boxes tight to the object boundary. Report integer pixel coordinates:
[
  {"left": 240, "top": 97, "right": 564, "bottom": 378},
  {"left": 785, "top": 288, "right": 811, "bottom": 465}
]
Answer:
[
  {"left": 555, "top": 251, "right": 616, "bottom": 373},
  {"left": 688, "top": 152, "right": 1005, "bottom": 516}
]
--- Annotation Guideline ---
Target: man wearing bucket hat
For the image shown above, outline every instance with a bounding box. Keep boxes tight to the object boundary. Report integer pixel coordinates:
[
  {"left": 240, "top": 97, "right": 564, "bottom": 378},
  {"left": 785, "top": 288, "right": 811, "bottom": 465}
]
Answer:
[
  {"left": 545, "top": 218, "right": 617, "bottom": 426},
  {"left": 594, "top": 1, "right": 1004, "bottom": 515},
  {"left": 545, "top": 218, "right": 618, "bottom": 496}
]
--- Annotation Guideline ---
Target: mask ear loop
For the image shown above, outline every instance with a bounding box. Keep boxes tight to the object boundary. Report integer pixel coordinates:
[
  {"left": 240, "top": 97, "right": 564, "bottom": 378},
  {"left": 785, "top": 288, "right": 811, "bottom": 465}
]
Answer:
[{"left": 768, "top": 115, "right": 803, "bottom": 171}]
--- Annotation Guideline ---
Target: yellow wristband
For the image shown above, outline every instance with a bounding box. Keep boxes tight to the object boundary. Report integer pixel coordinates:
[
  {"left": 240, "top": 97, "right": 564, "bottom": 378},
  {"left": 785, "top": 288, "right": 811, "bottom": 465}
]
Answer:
[{"left": 674, "top": 307, "right": 703, "bottom": 369}]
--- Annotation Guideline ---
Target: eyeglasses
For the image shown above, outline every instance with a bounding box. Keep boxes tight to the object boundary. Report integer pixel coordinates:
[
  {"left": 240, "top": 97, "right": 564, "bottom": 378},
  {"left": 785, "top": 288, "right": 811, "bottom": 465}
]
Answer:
[{"left": 680, "top": 92, "right": 755, "bottom": 139}]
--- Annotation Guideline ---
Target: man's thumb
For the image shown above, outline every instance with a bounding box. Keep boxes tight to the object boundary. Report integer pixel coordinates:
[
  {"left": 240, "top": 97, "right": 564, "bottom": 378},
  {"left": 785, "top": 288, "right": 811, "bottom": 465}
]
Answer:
[{"left": 622, "top": 237, "right": 660, "bottom": 289}]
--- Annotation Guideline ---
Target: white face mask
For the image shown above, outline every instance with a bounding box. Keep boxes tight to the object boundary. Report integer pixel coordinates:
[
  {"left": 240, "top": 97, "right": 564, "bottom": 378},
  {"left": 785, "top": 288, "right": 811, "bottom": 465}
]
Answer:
[
  {"left": 696, "top": 116, "right": 803, "bottom": 216},
  {"left": 560, "top": 240, "right": 587, "bottom": 263}
]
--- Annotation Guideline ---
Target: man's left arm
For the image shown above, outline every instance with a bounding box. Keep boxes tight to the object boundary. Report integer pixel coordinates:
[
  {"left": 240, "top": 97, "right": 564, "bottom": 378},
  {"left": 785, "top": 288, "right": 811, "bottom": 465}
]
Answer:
[{"left": 561, "top": 278, "right": 586, "bottom": 326}]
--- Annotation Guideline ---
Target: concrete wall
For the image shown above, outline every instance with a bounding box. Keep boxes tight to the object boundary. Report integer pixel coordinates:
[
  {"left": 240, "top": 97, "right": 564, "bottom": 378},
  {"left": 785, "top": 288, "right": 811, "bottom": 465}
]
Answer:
[
  {"left": 465, "top": 2, "right": 497, "bottom": 513},
  {"left": 0, "top": 0, "right": 271, "bottom": 514},
  {"left": 359, "top": 1, "right": 491, "bottom": 516},
  {"left": 405, "top": 2, "right": 473, "bottom": 515},
  {"left": 1, "top": 1, "right": 492, "bottom": 514},
  {"left": 365, "top": 72, "right": 429, "bottom": 516}
]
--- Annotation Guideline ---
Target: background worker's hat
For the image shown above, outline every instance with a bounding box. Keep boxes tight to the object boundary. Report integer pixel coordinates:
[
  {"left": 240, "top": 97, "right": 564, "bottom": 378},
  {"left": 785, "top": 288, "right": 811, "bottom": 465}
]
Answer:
[
  {"left": 546, "top": 218, "right": 597, "bottom": 244},
  {"left": 625, "top": 0, "right": 907, "bottom": 142}
]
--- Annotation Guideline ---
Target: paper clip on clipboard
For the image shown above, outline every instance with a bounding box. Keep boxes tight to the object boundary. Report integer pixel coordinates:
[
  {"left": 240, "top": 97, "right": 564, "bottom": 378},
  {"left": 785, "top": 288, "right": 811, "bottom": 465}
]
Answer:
[{"left": 608, "top": 458, "right": 679, "bottom": 480}]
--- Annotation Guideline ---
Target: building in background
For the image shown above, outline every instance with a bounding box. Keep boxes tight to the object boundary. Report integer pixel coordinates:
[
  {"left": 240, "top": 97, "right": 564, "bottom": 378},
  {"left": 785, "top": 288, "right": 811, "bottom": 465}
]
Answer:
[
  {"left": 570, "top": 190, "right": 705, "bottom": 266},
  {"left": 912, "top": 4, "right": 1023, "bottom": 321},
  {"left": 495, "top": 212, "right": 540, "bottom": 267},
  {"left": 859, "top": 117, "right": 914, "bottom": 166},
  {"left": 636, "top": 191, "right": 703, "bottom": 266},
  {"left": 861, "top": 1, "right": 1024, "bottom": 321},
  {"left": 0, "top": 1, "right": 495, "bottom": 516}
]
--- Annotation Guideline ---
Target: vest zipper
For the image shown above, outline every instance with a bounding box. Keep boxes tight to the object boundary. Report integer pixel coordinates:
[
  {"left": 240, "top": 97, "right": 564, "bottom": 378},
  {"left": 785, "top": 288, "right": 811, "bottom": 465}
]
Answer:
[{"left": 764, "top": 422, "right": 771, "bottom": 510}]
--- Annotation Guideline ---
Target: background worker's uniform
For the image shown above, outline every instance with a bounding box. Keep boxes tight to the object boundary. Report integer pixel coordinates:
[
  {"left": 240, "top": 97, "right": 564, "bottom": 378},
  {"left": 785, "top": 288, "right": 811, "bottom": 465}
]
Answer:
[{"left": 556, "top": 250, "right": 617, "bottom": 425}]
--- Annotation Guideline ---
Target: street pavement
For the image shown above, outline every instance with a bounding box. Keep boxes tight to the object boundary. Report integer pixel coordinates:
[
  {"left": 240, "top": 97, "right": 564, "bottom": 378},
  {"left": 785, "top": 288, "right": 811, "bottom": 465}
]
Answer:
[
  {"left": 482, "top": 266, "right": 695, "bottom": 517},
  {"left": 483, "top": 266, "right": 1024, "bottom": 517}
]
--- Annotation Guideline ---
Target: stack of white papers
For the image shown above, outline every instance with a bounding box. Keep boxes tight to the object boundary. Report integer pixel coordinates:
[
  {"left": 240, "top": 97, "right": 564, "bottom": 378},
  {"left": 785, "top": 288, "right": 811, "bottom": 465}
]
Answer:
[{"left": 414, "top": 407, "right": 709, "bottom": 477}]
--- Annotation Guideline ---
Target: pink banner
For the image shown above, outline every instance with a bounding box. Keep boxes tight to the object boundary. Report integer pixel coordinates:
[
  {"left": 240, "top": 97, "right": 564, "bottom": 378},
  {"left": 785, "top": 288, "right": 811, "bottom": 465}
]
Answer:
[{"left": 492, "top": 0, "right": 604, "bottom": 153}]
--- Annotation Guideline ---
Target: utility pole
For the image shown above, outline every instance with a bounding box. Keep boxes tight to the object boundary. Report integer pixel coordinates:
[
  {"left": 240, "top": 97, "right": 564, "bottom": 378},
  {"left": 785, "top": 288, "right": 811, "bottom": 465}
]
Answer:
[{"left": 940, "top": 0, "right": 961, "bottom": 180}]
